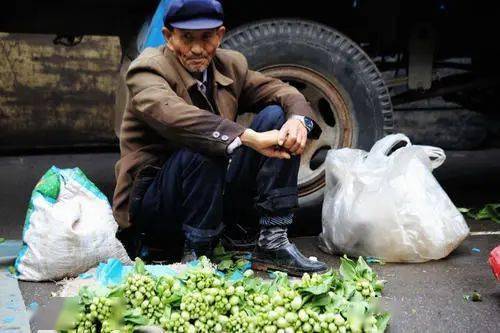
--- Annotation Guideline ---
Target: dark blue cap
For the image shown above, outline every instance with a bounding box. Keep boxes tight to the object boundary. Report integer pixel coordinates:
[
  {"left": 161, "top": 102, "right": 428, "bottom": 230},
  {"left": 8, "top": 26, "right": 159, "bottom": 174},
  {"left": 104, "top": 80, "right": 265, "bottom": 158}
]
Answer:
[{"left": 164, "top": 0, "right": 224, "bottom": 30}]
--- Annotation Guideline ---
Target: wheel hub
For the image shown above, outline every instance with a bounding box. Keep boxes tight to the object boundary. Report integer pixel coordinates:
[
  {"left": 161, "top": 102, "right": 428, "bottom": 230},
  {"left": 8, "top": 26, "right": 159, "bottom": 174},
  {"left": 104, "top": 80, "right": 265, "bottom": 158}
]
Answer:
[{"left": 261, "top": 65, "right": 354, "bottom": 197}]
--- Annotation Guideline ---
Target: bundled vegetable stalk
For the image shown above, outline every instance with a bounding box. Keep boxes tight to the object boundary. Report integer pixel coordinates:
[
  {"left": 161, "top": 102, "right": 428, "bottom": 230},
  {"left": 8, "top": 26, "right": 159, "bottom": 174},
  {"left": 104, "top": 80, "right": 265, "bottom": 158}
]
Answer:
[{"left": 58, "top": 256, "right": 390, "bottom": 333}]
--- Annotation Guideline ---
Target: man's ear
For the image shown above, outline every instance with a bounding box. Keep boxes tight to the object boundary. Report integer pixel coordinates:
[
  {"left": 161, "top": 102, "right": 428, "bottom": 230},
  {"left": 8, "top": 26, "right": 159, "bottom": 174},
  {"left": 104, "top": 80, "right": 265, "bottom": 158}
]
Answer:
[
  {"left": 216, "top": 26, "right": 226, "bottom": 46},
  {"left": 162, "top": 27, "right": 174, "bottom": 49}
]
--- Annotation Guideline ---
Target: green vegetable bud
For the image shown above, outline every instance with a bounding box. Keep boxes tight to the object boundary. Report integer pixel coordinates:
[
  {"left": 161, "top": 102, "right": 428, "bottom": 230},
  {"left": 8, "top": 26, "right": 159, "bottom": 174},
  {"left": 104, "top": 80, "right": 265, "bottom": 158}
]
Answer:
[
  {"left": 277, "top": 317, "right": 288, "bottom": 328},
  {"left": 268, "top": 310, "right": 279, "bottom": 321},
  {"left": 374, "top": 280, "right": 385, "bottom": 291},
  {"left": 276, "top": 306, "right": 286, "bottom": 316},
  {"left": 285, "top": 312, "right": 298, "bottom": 323},
  {"left": 214, "top": 323, "right": 223, "bottom": 332},
  {"left": 205, "top": 294, "right": 215, "bottom": 304},
  {"left": 291, "top": 296, "right": 302, "bottom": 310},
  {"left": 235, "top": 286, "right": 245, "bottom": 296},
  {"left": 181, "top": 311, "right": 190, "bottom": 320},
  {"left": 151, "top": 296, "right": 160, "bottom": 305},
  {"left": 243, "top": 269, "right": 254, "bottom": 278},
  {"left": 265, "top": 325, "right": 278, "bottom": 333},
  {"left": 186, "top": 324, "right": 196, "bottom": 333},
  {"left": 271, "top": 294, "right": 283, "bottom": 305},
  {"left": 298, "top": 309, "right": 309, "bottom": 322},
  {"left": 229, "top": 295, "right": 239, "bottom": 305},
  {"left": 333, "top": 315, "right": 345, "bottom": 326},
  {"left": 323, "top": 313, "right": 334, "bottom": 323}
]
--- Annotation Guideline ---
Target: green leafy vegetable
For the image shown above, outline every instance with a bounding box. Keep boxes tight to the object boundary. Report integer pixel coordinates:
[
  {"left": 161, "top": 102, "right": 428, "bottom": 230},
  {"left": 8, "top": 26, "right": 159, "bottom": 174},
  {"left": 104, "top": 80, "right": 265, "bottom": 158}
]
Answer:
[
  {"left": 61, "top": 256, "right": 390, "bottom": 332},
  {"left": 340, "top": 255, "right": 357, "bottom": 280},
  {"left": 460, "top": 204, "right": 500, "bottom": 223}
]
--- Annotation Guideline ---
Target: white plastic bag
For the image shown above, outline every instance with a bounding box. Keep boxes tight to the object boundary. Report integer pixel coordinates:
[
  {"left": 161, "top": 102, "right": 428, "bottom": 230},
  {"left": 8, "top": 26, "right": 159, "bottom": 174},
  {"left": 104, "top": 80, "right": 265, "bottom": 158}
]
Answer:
[
  {"left": 319, "top": 134, "right": 469, "bottom": 262},
  {"left": 15, "top": 166, "right": 132, "bottom": 281}
]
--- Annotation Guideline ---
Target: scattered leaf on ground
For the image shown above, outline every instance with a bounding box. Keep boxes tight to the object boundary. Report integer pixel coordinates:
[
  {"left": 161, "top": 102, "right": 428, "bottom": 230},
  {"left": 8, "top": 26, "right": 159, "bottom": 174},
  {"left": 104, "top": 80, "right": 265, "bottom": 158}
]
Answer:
[
  {"left": 460, "top": 204, "right": 500, "bottom": 223},
  {"left": 464, "top": 291, "right": 482, "bottom": 302},
  {"left": 471, "top": 291, "right": 482, "bottom": 302}
]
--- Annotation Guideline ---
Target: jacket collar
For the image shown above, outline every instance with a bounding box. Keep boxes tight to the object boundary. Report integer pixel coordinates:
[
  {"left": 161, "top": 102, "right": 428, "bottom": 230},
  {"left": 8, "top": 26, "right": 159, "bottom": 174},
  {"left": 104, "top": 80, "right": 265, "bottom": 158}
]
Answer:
[{"left": 162, "top": 45, "right": 233, "bottom": 89}]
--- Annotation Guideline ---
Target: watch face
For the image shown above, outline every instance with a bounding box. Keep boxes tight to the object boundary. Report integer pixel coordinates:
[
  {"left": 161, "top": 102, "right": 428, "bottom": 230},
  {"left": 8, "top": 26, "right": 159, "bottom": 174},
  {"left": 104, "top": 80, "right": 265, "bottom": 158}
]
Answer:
[{"left": 304, "top": 117, "right": 314, "bottom": 131}]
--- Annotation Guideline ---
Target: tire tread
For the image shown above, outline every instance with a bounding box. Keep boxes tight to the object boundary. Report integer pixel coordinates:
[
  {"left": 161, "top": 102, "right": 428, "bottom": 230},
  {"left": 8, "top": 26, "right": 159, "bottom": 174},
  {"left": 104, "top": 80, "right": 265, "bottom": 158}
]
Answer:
[{"left": 222, "top": 19, "right": 394, "bottom": 135}]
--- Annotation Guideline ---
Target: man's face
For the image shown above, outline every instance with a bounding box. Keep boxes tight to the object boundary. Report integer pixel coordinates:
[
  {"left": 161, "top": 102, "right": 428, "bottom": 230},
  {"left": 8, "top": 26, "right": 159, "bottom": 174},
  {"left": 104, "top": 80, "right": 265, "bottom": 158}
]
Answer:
[{"left": 163, "top": 26, "right": 226, "bottom": 73}]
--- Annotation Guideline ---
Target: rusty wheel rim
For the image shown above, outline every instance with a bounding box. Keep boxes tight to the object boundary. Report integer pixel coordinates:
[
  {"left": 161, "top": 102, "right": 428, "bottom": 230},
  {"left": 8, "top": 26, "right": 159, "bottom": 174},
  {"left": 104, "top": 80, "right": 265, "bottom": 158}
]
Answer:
[{"left": 261, "top": 65, "right": 354, "bottom": 197}]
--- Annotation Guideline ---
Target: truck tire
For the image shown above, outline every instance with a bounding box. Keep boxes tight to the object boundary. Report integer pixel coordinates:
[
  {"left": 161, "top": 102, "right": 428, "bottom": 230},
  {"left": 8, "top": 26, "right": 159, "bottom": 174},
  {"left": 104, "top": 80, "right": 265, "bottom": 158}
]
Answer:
[{"left": 222, "top": 19, "right": 394, "bottom": 210}]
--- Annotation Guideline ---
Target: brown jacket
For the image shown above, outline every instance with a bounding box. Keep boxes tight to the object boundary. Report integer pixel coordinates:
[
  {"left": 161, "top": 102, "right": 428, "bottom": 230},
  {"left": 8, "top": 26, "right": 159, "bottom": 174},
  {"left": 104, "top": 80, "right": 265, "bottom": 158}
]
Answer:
[{"left": 113, "top": 45, "right": 317, "bottom": 229}]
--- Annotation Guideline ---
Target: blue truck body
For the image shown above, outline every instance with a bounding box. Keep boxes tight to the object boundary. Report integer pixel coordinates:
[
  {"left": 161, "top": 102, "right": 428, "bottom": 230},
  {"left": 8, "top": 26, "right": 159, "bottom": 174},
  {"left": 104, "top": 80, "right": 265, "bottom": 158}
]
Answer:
[{"left": 142, "top": 0, "right": 171, "bottom": 50}]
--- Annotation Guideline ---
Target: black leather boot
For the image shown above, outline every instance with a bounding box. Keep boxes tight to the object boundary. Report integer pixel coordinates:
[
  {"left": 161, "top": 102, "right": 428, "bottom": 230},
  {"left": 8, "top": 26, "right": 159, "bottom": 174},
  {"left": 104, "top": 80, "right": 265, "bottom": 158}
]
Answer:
[
  {"left": 252, "top": 243, "right": 328, "bottom": 276},
  {"left": 252, "top": 224, "right": 328, "bottom": 276}
]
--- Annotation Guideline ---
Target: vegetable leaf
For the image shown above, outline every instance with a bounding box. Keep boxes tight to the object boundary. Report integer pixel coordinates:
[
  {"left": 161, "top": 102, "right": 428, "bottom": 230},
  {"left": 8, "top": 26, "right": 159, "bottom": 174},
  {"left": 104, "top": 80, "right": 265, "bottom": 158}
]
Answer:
[
  {"left": 345, "top": 301, "right": 366, "bottom": 333},
  {"left": 376, "top": 313, "right": 391, "bottom": 333},
  {"left": 123, "top": 309, "right": 148, "bottom": 326},
  {"left": 106, "top": 286, "right": 124, "bottom": 298},
  {"left": 217, "top": 259, "right": 233, "bottom": 271},
  {"left": 340, "top": 256, "right": 357, "bottom": 280},
  {"left": 163, "top": 305, "right": 172, "bottom": 319},
  {"left": 134, "top": 257, "right": 146, "bottom": 274},
  {"left": 308, "top": 294, "right": 333, "bottom": 309},
  {"left": 213, "top": 242, "right": 226, "bottom": 257}
]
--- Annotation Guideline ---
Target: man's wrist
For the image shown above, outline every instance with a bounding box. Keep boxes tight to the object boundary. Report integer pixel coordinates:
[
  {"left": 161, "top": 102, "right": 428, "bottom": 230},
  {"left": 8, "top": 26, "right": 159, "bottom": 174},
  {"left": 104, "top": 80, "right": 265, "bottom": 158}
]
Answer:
[
  {"left": 240, "top": 128, "right": 257, "bottom": 147},
  {"left": 290, "top": 115, "right": 313, "bottom": 133}
]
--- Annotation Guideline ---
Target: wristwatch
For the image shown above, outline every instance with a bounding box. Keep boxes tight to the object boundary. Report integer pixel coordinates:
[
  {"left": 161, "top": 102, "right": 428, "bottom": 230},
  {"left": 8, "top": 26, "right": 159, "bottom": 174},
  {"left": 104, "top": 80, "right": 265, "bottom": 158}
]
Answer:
[
  {"left": 291, "top": 115, "right": 314, "bottom": 133},
  {"left": 303, "top": 116, "right": 314, "bottom": 133}
]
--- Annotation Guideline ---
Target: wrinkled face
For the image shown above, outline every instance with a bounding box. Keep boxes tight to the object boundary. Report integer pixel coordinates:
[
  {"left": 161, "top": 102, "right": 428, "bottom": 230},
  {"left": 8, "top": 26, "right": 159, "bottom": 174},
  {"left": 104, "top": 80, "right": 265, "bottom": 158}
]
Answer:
[{"left": 163, "top": 26, "right": 226, "bottom": 73}]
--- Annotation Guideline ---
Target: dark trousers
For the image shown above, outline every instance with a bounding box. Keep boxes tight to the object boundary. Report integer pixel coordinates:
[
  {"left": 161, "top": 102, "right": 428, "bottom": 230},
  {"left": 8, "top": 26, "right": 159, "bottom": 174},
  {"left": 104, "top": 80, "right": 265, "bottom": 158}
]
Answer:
[{"left": 133, "top": 105, "right": 300, "bottom": 256}]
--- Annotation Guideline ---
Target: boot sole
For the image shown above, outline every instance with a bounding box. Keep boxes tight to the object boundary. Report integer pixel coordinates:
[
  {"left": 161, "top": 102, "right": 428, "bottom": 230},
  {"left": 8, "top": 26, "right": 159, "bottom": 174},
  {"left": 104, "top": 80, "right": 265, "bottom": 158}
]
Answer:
[{"left": 251, "top": 259, "right": 328, "bottom": 277}]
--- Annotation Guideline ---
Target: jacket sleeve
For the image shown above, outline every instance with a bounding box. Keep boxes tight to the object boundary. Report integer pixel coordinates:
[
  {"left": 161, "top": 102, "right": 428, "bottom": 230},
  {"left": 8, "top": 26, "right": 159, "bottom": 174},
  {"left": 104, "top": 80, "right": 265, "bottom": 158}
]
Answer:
[{"left": 240, "top": 67, "right": 322, "bottom": 138}]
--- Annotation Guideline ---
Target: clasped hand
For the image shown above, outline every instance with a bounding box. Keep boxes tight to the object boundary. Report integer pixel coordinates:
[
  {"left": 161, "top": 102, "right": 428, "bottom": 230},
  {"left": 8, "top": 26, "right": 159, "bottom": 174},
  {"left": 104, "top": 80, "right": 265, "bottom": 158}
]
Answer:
[{"left": 240, "top": 118, "right": 307, "bottom": 159}]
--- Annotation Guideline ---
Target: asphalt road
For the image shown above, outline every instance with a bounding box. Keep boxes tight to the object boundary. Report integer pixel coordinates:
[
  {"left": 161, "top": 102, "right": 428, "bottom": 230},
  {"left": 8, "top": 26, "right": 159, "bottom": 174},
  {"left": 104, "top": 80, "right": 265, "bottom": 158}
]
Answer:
[{"left": 0, "top": 150, "right": 499, "bottom": 332}]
